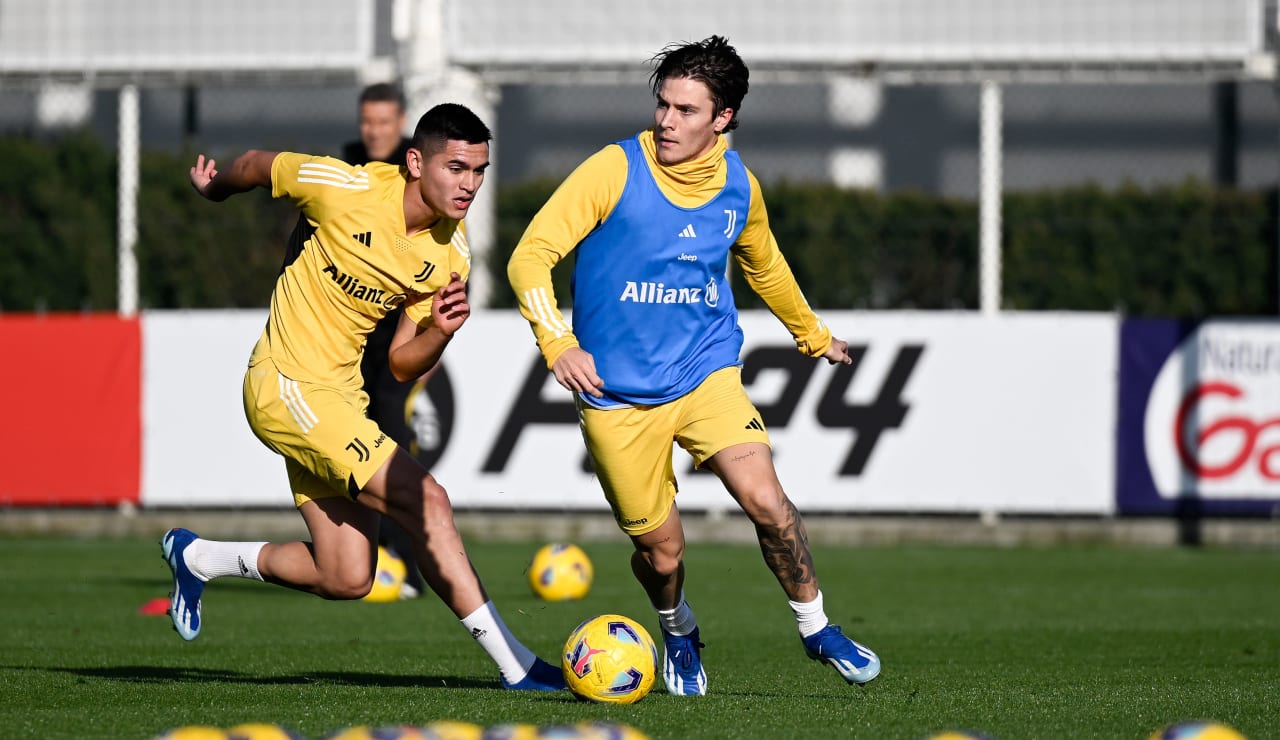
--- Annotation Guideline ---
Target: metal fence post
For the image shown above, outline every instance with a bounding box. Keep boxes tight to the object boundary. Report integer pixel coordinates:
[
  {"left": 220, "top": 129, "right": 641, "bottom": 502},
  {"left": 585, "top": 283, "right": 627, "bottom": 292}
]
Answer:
[
  {"left": 980, "top": 79, "right": 1003, "bottom": 317},
  {"left": 117, "top": 83, "right": 139, "bottom": 318}
]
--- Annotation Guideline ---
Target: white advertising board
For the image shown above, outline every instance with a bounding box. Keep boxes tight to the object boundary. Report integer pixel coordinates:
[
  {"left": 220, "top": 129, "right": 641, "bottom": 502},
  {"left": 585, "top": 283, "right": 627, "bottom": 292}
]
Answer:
[
  {"left": 142, "top": 310, "right": 1118, "bottom": 514},
  {"left": 142, "top": 311, "right": 290, "bottom": 507}
]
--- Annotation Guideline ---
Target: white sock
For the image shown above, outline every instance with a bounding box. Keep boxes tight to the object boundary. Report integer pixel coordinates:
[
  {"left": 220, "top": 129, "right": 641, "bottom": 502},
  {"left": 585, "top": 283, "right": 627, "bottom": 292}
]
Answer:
[
  {"left": 186, "top": 539, "right": 266, "bottom": 582},
  {"left": 656, "top": 592, "right": 698, "bottom": 636},
  {"left": 789, "top": 590, "right": 830, "bottom": 638},
  {"left": 460, "top": 601, "right": 536, "bottom": 683}
]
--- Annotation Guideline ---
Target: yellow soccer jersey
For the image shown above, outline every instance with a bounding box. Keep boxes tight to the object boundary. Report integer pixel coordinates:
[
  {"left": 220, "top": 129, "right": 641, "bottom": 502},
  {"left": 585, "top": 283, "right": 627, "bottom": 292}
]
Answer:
[{"left": 249, "top": 153, "right": 472, "bottom": 390}]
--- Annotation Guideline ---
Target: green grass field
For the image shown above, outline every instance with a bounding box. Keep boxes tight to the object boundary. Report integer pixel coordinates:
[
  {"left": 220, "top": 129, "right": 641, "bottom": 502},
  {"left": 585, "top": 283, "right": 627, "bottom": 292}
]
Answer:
[{"left": 0, "top": 535, "right": 1274, "bottom": 739}]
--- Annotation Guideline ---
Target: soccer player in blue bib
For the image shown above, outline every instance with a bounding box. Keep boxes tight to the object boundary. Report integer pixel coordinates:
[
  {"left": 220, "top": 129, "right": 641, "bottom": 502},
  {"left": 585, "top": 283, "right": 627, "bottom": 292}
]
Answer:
[{"left": 508, "top": 36, "right": 881, "bottom": 695}]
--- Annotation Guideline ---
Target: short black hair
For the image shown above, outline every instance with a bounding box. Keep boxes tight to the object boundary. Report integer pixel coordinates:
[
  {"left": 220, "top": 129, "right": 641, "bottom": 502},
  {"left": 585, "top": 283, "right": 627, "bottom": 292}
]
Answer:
[
  {"left": 411, "top": 103, "right": 492, "bottom": 155},
  {"left": 649, "top": 35, "right": 749, "bottom": 132},
  {"left": 359, "top": 82, "right": 406, "bottom": 112}
]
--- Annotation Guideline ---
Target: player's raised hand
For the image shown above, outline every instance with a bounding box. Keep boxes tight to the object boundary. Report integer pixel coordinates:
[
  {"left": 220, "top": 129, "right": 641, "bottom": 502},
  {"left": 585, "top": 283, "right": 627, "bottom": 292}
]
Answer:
[
  {"left": 431, "top": 272, "right": 471, "bottom": 336},
  {"left": 189, "top": 154, "right": 218, "bottom": 198},
  {"left": 823, "top": 337, "right": 853, "bottom": 365},
  {"left": 552, "top": 347, "right": 605, "bottom": 398}
]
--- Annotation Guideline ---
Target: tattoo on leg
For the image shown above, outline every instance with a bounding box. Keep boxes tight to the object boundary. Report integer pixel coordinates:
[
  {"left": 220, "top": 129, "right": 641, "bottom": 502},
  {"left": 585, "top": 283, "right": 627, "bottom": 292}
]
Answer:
[{"left": 757, "top": 498, "right": 815, "bottom": 593}]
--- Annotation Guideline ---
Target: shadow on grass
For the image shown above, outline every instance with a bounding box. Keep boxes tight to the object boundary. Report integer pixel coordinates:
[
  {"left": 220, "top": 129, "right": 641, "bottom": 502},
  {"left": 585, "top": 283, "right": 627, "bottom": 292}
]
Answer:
[
  {"left": 22, "top": 665, "right": 503, "bottom": 690},
  {"left": 116, "top": 576, "right": 303, "bottom": 594},
  {"left": 700, "top": 683, "right": 882, "bottom": 702}
]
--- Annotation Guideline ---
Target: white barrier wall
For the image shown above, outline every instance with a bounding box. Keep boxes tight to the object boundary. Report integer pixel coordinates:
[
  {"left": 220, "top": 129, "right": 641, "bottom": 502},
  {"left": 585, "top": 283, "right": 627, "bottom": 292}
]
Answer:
[
  {"left": 143, "top": 311, "right": 287, "bottom": 507},
  {"left": 142, "top": 310, "right": 1118, "bottom": 514}
]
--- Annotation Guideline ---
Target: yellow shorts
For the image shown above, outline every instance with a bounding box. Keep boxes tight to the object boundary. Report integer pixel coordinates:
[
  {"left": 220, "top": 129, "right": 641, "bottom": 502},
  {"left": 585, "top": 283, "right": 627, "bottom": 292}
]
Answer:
[
  {"left": 579, "top": 366, "right": 769, "bottom": 536},
  {"left": 243, "top": 357, "right": 396, "bottom": 507}
]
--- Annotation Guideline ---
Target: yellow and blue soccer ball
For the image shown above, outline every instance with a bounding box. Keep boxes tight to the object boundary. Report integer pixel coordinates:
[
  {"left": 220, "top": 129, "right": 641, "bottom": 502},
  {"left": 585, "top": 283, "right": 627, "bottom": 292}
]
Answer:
[
  {"left": 545, "top": 723, "right": 651, "bottom": 740},
  {"left": 421, "top": 721, "right": 484, "bottom": 740},
  {"left": 226, "top": 723, "right": 306, "bottom": 740},
  {"left": 561, "top": 614, "right": 657, "bottom": 704},
  {"left": 527, "top": 543, "right": 593, "bottom": 601},
  {"left": 362, "top": 546, "right": 408, "bottom": 603},
  {"left": 1148, "top": 721, "right": 1247, "bottom": 740}
]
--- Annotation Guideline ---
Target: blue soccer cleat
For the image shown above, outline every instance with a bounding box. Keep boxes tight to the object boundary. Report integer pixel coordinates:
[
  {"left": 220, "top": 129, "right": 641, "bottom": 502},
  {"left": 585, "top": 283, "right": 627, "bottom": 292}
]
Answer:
[
  {"left": 161, "top": 527, "right": 205, "bottom": 641},
  {"left": 501, "top": 656, "right": 567, "bottom": 691},
  {"left": 661, "top": 627, "right": 707, "bottom": 696},
  {"left": 802, "top": 624, "right": 881, "bottom": 685}
]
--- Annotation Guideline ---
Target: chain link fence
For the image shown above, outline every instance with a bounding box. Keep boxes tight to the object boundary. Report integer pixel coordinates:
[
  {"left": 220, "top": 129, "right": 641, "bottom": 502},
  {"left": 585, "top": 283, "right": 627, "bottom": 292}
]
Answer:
[
  {"left": 4, "top": 77, "right": 1274, "bottom": 190},
  {"left": 1, "top": 0, "right": 1276, "bottom": 311}
]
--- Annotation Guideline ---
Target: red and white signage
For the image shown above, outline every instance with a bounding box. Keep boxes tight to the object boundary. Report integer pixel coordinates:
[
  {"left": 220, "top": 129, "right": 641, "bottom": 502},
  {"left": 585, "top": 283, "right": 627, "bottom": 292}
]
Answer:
[
  {"left": 1144, "top": 321, "right": 1280, "bottom": 500},
  {"left": 0, "top": 314, "right": 140, "bottom": 505},
  {"left": 0, "top": 310, "right": 1122, "bottom": 514}
]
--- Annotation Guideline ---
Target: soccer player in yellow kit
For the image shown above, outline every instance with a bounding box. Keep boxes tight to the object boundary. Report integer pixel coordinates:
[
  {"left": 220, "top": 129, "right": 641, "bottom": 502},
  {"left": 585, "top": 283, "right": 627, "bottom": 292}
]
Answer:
[
  {"left": 508, "top": 37, "right": 881, "bottom": 695},
  {"left": 162, "top": 103, "right": 564, "bottom": 691}
]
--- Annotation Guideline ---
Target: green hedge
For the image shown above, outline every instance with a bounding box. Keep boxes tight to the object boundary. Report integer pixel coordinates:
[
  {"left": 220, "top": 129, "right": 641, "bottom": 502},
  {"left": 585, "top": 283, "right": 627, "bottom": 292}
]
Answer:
[
  {"left": 3, "top": 134, "right": 1276, "bottom": 316},
  {"left": 0, "top": 133, "right": 294, "bottom": 311},
  {"left": 0, "top": 132, "right": 118, "bottom": 311},
  {"left": 491, "top": 178, "right": 1278, "bottom": 316},
  {"left": 1002, "top": 182, "right": 1275, "bottom": 315},
  {"left": 133, "top": 149, "right": 292, "bottom": 308}
]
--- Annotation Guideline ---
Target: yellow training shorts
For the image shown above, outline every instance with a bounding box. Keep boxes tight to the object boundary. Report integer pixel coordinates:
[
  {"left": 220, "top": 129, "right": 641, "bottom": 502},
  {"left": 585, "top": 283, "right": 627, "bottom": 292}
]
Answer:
[
  {"left": 243, "top": 357, "right": 396, "bottom": 507},
  {"left": 578, "top": 366, "right": 770, "bottom": 537}
]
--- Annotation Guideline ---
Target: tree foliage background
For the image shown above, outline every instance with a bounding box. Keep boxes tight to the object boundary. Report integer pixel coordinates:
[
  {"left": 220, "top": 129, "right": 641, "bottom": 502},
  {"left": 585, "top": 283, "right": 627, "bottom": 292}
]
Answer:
[{"left": 3, "top": 134, "right": 1276, "bottom": 317}]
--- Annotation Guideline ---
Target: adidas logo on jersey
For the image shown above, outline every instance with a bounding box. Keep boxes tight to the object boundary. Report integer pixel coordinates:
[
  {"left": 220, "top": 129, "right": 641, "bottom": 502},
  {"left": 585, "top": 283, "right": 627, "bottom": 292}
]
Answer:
[
  {"left": 353, "top": 231, "right": 372, "bottom": 247},
  {"left": 678, "top": 224, "right": 697, "bottom": 238},
  {"left": 745, "top": 417, "right": 764, "bottom": 431}
]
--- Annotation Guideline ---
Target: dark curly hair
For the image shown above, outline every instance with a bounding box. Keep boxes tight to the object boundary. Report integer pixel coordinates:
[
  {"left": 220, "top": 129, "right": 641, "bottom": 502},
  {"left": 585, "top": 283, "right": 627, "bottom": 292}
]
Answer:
[{"left": 649, "top": 35, "right": 750, "bottom": 132}]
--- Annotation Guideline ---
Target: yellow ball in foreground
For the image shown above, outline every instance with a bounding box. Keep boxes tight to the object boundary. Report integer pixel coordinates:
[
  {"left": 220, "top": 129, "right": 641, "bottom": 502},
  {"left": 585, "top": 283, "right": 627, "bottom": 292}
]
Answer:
[
  {"left": 226, "top": 724, "right": 305, "bottom": 740},
  {"left": 561, "top": 614, "right": 657, "bottom": 704},
  {"left": 421, "top": 720, "right": 484, "bottom": 740},
  {"left": 1148, "top": 721, "right": 1247, "bottom": 740}
]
